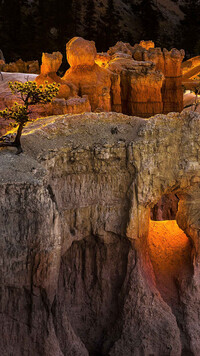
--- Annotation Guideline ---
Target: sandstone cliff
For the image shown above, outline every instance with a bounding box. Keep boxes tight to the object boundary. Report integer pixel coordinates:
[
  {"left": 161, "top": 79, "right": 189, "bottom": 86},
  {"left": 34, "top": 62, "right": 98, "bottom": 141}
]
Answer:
[{"left": 1, "top": 111, "right": 200, "bottom": 355}]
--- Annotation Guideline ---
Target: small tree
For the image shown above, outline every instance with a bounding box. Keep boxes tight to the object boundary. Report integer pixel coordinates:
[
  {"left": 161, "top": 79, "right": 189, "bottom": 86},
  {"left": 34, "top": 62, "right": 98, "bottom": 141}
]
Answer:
[{"left": 0, "top": 81, "right": 60, "bottom": 154}]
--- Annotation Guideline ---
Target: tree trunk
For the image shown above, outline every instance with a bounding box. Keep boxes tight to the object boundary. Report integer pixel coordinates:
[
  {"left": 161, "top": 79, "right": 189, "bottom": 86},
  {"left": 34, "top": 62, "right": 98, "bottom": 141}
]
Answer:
[
  {"left": 0, "top": 123, "right": 24, "bottom": 154},
  {"left": 14, "top": 123, "right": 23, "bottom": 154}
]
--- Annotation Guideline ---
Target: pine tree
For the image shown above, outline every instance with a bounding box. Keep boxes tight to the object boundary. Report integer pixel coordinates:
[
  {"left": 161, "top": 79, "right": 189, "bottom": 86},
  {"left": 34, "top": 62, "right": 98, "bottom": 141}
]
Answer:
[{"left": 0, "top": 81, "right": 60, "bottom": 154}]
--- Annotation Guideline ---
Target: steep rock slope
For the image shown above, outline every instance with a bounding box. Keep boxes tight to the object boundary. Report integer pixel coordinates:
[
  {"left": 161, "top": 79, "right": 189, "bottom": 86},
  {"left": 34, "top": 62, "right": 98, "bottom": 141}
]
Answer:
[{"left": 1, "top": 112, "right": 200, "bottom": 355}]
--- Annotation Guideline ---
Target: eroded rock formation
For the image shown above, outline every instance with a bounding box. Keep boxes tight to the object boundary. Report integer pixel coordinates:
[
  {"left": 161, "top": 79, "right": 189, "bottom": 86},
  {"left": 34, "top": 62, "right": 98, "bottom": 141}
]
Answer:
[
  {"left": 132, "top": 44, "right": 185, "bottom": 113},
  {"left": 106, "top": 56, "right": 164, "bottom": 117},
  {"left": 32, "top": 37, "right": 185, "bottom": 118},
  {"left": 182, "top": 56, "right": 200, "bottom": 80},
  {"left": 63, "top": 37, "right": 112, "bottom": 112},
  {"left": 182, "top": 55, "right": 200, "bottom": 93},
  {"left": 35, "top": 52, "right": 76, "bottom": 99},
  {"left": 0, "top": 58, "right": 39, "bottom": 74},
  {"left": 1, "top": 111, "right": 200, "bottom": 355}
]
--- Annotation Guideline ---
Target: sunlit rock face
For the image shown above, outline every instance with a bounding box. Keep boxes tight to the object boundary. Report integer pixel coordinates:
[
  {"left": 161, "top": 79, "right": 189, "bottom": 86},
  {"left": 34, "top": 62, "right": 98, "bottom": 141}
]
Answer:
[
  {"left": 182, "top": 55, "right": 200, "bottom": 80},
  {"left": 63, "top": 37, "right": 112, "bottom": 112},
  {"left": 182, "top": 55, "right": 200, "bottom": 92},
  {"left": 31, "top": 37, "right": 185, "bottom": 118},
  {"left": 106, "top": 56, "right": 164, "bottom": 117},
  {"left": 133, "top": 44, "right": 185, "bottom": 113},
  {"left": 162, "top": 48, "right": 185, "bottom": 113},
  {"left": 139, "top": 40, "right": 155, "bottom": 50},
  {"left": 95, "top": 52, "right": 111, "bottom": 68},
  {"left": 0, "top": 38, "right": 188, "bottom": 137},
  {"left": 66, "top": 37, "right": 97, "bottom": 67},
  {"left": 1, "top": 111, "right": 200, "bottom": 355},
  {"left": 35, "top": 52, "right": 75, "bottom": 99}
]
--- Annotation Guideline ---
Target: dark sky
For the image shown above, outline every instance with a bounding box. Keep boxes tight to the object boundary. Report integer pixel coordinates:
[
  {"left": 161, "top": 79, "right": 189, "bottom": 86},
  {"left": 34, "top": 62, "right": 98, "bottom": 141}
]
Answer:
[{"left": 0, "top": 0, "right": 200, "bottom": 62}]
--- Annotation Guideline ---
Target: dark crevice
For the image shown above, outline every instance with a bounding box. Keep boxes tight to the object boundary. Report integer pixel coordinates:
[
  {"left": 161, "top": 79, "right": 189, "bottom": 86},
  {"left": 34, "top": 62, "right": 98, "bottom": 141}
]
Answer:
[
  {"left": 51, "top": 234, "right": 131, "bottom": 355},
  {"left": 47, "top": 184, "right": 59, "bottom": 210}
]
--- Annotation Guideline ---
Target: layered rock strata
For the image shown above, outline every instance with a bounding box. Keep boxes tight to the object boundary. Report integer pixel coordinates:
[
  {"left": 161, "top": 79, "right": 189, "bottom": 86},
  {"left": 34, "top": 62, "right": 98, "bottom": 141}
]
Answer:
[
  {"left": 135, "top": 45, "right": 185, "bottom": 113},
  {"left": 106, "top": 57, "right": 164, "bottom": 117},
  {"left": 33, "top": 38, "right": 185, "bottom": 118},
  {"left": 1, "top": 111, "right": 200, "bottom": 355}
]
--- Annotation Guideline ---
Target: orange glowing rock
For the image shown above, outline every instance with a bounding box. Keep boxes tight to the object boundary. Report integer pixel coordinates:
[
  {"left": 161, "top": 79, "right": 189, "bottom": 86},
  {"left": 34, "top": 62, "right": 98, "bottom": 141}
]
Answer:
[
  {"left": 148, "top": 219, "right": 192, "bottom": 304},
  {"left": 63, "top": 37, "right": 112, "bottom": 112},
  {"left": 106, "top": 57, "right": 164, "bottom": 117},
  {"left": 162, "top": 49, "right": 185, "bottom": 113},
  {"left": 95, "top": 53, "right": 111, "bottom": 68},
  {"left": 144, "top": 47, "right": 185, "bottom": 113},
  {"left": 40, "top": 52, "right": 63, "bottom": 75},
  {"left": 66, "top": 37, "right": 97, "bottom": 68},
  {"left": 139, "top": 40, "right": 155, "bottom": 50},
  {"left": 35, "top": 52, "right": 76, "bottom": 99},
  {"left": 0, "top": 58, "right": 39, "bottom": 74},
  {"left": 132, "top": 44, "right": 147, "bottom": 61},
  {"left": 163, "top": 48, "right": 185, "bottom": 78},
  {"left": 143, "top": 47, "right": 165, "bottom": 73},
  {"left": 182, "top": 55, "right": 200, "bottom": 80}
]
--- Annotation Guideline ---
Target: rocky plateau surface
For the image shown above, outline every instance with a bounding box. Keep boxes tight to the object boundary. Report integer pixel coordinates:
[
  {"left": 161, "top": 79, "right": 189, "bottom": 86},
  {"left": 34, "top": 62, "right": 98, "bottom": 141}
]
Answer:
[{"left": 1, "top": 111, "right": 200, "bottom": 355}]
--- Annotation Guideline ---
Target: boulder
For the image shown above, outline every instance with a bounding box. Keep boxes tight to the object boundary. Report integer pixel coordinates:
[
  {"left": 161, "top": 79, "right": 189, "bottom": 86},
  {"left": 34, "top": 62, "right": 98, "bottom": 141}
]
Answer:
[{"left": 66, "top": 37, "right": 97, "bottom": 67}]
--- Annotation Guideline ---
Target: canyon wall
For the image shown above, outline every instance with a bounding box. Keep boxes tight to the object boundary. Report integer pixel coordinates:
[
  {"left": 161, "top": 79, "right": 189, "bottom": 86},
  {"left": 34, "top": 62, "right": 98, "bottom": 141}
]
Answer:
[{"left": 1, "top": 111, "right": 200, "bottom": 355}]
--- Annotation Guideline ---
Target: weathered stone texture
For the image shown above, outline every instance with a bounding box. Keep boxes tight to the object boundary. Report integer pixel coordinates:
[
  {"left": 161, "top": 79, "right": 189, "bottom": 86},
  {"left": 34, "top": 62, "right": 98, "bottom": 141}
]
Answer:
[
  {"left": 106, "top": 57, "right": 164, "bottom": 117},
  {"left": 63, "top": 37, "right": 112, "bottom": 112},
  {"left": 0, "top": 58, "right": 39, "bottom": 73},
  {"left": 1, "top": 111, "right": 200, "bottom": 355},
  {"left": 35, "top": 52, "right": 75, "bottom": 99}
]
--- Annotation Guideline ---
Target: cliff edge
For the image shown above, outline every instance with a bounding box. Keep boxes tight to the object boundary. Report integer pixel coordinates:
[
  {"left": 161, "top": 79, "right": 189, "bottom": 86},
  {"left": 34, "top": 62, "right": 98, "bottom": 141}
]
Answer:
[{"left": 1, "top": 111, "right": 200, "bottom": 355}]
